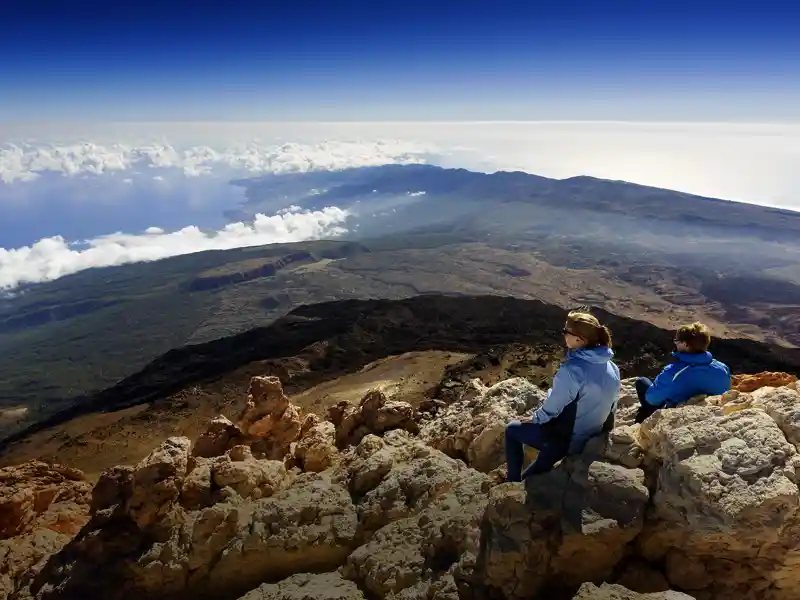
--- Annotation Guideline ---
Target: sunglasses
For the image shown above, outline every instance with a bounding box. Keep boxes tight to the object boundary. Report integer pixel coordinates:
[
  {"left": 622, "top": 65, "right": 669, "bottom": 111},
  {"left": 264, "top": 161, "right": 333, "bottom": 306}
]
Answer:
[{"left": 563, "top": 328, "right": 579, "bottom": 337}]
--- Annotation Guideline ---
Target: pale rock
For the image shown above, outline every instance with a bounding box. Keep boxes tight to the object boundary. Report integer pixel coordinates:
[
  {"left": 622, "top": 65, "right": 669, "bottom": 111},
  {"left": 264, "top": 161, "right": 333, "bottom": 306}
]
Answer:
[
  {"left": 750, "top": 386, "right": 800, "bottom": 447},
  {"left": 127, "top": 436, "right": 191, "bottom": 529},
  {"left": 328, "top": 389, "right": 419, "bottom": 448},
  {"left": 238, "top": 376, "right": 303, "bottom": 460},
  {"left": 638, "top": 405, "right": 800, "bottom": 599},
  {"left": 341, "top": 432, "right": 492, "bottom": 600},
  {"left": 237, "top": 572, "right": 365, "bottom": 600},
  {"left": 193, "top": 415, "right": 242, "bottom": 458},
  {"left": 419, "top": 377, "right": 547, "bottom": 472},
  {"left": 211, "top": 445, "right": 290, "bottom": 500},
  {"left": 23, "top": 473, "right": 359, "bottom": 600},
  {"left": 475, "top": 445, "right": 650, "bottom": 599},
  {"left": 294, "top": 414, "right": 339, "bottom": 473},
  {"left": 572, "top": 582, "right": 696, "bottom": 599}
]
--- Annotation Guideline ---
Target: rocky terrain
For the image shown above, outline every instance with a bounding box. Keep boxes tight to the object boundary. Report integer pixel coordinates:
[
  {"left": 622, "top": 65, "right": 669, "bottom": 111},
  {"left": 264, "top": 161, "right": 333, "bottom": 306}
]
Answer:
[
  {"left": 5, "top": 295, "right": 800, "bottom": 476},
  {"left": 5, "top": 165, "right": 800, "bottom": 435},
  {"left": 2, "top": 367, "right": 800, "bottom": 600}
]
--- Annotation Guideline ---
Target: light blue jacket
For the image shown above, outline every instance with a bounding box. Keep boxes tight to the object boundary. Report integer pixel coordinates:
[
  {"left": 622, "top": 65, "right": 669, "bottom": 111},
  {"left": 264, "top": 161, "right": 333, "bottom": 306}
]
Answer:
[
  {"left": 645, "top": 351, "right": 730, "bottom": 407},
  {"left": 530, "top": 346, "right": 621, "bottom": 453}
]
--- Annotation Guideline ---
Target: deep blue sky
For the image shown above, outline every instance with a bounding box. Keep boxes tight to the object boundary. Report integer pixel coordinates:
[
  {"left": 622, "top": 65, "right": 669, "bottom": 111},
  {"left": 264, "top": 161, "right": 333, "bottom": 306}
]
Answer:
[{"left": 1, "top": 0, "right": 799, "bottom": 121}]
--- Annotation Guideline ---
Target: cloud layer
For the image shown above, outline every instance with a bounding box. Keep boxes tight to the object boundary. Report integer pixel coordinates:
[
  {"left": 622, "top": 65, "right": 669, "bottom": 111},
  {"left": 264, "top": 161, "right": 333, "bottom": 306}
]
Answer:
[
  {"left": 0, "top": 138, "right": 434, "bottom": 183},
  {"left": 2, "top": 121, "right": 800, "bottom": 290},
  {"left": 0, "top": 206, "right": 349, "bottom": 289}
]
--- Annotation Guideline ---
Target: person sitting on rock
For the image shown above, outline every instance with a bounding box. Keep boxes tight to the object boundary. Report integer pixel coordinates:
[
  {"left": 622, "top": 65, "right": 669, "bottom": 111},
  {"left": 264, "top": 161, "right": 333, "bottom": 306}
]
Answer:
[
  {"left": 505, "top": 310, "right": 621, "bottom": 482},
  {"left": 634, "top": 321, "right": 731, "bottom": 423}
]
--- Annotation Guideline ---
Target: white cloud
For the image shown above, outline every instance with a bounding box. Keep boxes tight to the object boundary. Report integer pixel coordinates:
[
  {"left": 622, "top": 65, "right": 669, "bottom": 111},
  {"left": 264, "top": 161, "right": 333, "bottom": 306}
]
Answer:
[
  {"left": 0, "top": 138, "right": 434, "bottom": 183},
  {"left": 3, "top": 121, "right": 800, "bottom": 209},
  {"left": 0, "top": 206, "right": 350, "bottom": 289},
  {"left": 2, "top": 120, "right": 800, "bottom": 290}
]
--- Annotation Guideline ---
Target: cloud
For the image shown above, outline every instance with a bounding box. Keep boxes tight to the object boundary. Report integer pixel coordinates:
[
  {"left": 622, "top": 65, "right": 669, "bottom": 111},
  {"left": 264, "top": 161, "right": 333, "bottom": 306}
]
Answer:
[
  {"left": 0, "top": 205, "right": 350, "bottom": 289},
  {"left": 2, "top": 120, "right": 800, "bottom": 289},
  {"left": 0, "top": 139, "right": 434, "bottom": 184}
]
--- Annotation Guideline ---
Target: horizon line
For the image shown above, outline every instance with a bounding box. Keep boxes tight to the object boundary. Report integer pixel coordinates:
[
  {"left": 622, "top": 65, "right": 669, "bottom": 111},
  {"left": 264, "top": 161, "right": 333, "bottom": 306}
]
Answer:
[{"left": 3, "top": 119, "right": 800, "bottom": 126}]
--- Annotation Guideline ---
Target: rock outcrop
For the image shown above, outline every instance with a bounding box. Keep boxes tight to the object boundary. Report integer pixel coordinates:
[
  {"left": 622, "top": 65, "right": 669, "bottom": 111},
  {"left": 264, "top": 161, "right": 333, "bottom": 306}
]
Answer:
[
  {"left": 0, "top": 462, "right": 91, "bottom": 600},
  {"left": 328, "top": 388, "right": 420, "bottom": 449},
  {"left": 571, "top": 583, "right": 695, "bottom": 599},
  {"left": 419, "top": 377, "right": 547, "bottom": 472},
  {"left": 478, "top": 374, "right": 800, "bottom": 600},
  {"left": 732, "top": 372, "right": 797, "bottom": 393},
  {"left": 4, "top": 371, "right": 800, "bottom": 600}
]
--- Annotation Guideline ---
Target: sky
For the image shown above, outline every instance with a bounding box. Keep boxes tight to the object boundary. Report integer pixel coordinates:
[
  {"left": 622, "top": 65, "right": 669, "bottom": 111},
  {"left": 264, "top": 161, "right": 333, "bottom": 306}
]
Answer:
[
  {"left": 1, "top": 1, "right": 800, "bottom": 290},
  {"left": 2, "top": 0, "right": 799, "bottom": 121}
]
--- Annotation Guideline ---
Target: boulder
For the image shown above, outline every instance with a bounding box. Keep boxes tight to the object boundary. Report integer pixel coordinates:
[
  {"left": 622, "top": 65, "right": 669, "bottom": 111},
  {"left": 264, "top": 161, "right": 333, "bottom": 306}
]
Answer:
[
  {"left": 572, "top": 582, "right": 695, "bottom": 599},
  {"left": 293, "top": 415, "right": 339, "bottom": 473},
  {"left": 338, "top": 430, "right": 493, "bottom": 600},
  {"left": 238, "top": 376, "right": 303, "bottom": 460},
  {"left": 419, "top": 377, "right": 547, "bottom": 472},
  {"left": 732, "top": 372, "right": 797, "bottom": 393},
  {"left": 637, "top": 402, "right": 800, "bottom": 599},
  {"left": 0, "top": 462, "right": 91, "bottom": 600},
  {"left": 237, "top": 572, "right": 365, "bottom": 600},
  {"left": 328, "top": 388, "right": 419, "bottom": 449},
  {"left": 475, "top": 442, "right": 650, "bottom": 599}
]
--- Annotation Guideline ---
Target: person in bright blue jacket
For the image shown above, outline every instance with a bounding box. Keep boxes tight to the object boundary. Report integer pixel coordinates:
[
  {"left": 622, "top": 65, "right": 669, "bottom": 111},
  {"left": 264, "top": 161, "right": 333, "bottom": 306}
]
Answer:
[
  {"left": 634, "top": 322, "right": 731, "bottom": 423},
  {"left": 505, "top": 311, "right": 621, "bottom": 482}
]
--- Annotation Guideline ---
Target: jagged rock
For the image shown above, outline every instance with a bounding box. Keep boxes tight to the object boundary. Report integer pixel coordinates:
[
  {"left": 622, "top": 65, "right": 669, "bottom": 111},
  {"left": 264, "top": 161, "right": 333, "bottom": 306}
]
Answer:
[
  {"left": 475, "top": 443, "right": 650, "bottom": 599},
  {"left": 23, "top": 473, "right": 359, "bottom": 600},
  {"left": 127, "top": 436, "right": 191, "bottom": 528},
  {"left": 193, "top": 415, "right": 242, "bottom": 458},
  {"left": 238, "top": 376, "right": 303, "bottom": 460},
  {"left": 0, "top": 461, "right": 90, "bottom": 539},
  {"left": 419, "top": 377, "right": 547, "bottom": 472},
  {"left": 211, "top": 445, "right": 291, "bottom": 500},
  {"left": 328, "top": 388, "right": 419, "bottom": 448},
  {"left": 237, "top": 572, "right": 365, "bottom": 600},
  {"left": 750, "top": 385, "right": 800, "bottom": 447},
  {"left": 572, "top": 582, "right": 696, "bottom": 599},
  {"left": 16, "top": 372, "right": 800, "bottom": 600},
  {"left": 339, "top": 430, "right": 493, "bottom": 599},
  {"left": 637, "top": 402, "right": 800, "bottom": 599},
  {"left": 294, "top": 415, "right": 339, "bottom": 472},
  {"left": 732, "top": 372, "right": 797, "bottom": 393},
  {"left": 0, "top": 462, "right": 91, "bottom": 600}
]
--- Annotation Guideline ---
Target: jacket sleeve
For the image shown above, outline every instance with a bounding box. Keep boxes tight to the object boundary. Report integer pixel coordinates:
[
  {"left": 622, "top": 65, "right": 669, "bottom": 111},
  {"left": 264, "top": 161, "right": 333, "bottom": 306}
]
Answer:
[
  {"left": 644, "top": 364, "right": 679, "bottom": 406},
  {"left": 531, "top": 365, "right": 580, "bottom": 425}
]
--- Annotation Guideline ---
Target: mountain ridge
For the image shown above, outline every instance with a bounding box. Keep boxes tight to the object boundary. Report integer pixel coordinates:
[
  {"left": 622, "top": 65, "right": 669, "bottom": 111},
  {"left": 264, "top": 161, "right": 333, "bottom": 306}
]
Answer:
[{"left": 3, "top": 294, "right": 800, "bottom": 465}]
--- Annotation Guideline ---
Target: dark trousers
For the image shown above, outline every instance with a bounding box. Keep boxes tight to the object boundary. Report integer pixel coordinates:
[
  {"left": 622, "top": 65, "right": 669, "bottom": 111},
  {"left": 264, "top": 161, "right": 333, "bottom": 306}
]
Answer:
[
  {"left": 634, "top": 377, "right": 662, "bottom": 423},
  {"left": 505, "top": 420, "right": 569, "bottom": 482}
]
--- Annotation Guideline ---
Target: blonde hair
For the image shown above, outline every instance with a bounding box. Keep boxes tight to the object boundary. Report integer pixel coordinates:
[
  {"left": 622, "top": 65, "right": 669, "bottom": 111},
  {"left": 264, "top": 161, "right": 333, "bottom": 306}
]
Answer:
[
  {"left": 566, "top": 311, "right": 613, "bottom": 348},
  {"left": 676, "top": 322, "right": 711, "bottom": 353}
]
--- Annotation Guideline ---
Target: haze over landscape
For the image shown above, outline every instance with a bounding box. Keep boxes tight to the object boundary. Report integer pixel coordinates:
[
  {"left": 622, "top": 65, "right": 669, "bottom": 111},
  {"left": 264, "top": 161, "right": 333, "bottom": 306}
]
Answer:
[{"left": 3, "top": 2, "right": 800, "bottom": 600}]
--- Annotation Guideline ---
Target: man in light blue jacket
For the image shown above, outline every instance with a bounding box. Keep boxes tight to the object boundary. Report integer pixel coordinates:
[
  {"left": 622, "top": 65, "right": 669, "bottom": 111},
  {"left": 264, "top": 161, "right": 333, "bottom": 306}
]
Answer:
[
  {"left": 634, "top": 322, "right": 730, "bottom": 423},
  {"left": 505, "top": 311, "right": 621, "bottom": 482}
]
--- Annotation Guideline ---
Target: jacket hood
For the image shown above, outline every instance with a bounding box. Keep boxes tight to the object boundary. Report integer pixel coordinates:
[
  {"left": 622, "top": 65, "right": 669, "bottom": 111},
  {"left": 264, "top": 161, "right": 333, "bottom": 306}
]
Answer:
[
  {"left": 673, "top": 351, "right": 714, "bottom": 365},
  {"left": 569, "top": 346, "right": 615, "bottom": 364}
]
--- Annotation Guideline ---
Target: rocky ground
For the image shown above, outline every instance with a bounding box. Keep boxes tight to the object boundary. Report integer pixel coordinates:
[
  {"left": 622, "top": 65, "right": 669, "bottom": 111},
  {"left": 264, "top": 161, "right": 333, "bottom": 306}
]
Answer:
[{"left": 1, "top": 369, "right": 799, "bottom": 600}]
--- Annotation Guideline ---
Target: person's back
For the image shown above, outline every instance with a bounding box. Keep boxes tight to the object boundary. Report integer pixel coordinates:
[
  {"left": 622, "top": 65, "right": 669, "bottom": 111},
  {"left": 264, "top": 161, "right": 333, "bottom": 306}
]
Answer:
[
  {"left": 655, "top": 350, "right": 730, "bottom": 406},
  {"left": 504, "top": 311, "right": 621, "bottom": 482},
  {"left": 560, "top": 347, "right": 621, "bottom": 452},
  {"left": 635, "top": 322, "right": 731, "bottom": 422}
]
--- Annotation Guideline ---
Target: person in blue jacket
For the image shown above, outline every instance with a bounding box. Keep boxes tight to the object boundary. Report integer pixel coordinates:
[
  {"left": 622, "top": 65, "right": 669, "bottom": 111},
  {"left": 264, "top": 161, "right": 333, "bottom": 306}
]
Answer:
[
  {"left": 634, "top": 322, "right": 731, "bottom": 424},
  {"left": 505, "top": 310, "right": 621, "bottom": 482}
]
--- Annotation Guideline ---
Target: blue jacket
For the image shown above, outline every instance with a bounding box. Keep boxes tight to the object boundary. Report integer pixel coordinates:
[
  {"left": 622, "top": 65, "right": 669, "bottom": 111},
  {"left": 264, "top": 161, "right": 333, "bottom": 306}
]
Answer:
[
  {"left": 644, "top": 351, "right": 730, "bottom": 407},
  {"left": 530, "top": 346, "right": 621, "bottom": 454}
]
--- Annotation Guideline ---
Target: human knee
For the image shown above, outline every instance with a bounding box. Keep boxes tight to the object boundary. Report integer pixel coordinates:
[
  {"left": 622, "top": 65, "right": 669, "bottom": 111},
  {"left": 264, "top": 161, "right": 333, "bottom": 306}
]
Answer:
[{"left": 505, "top": 420, "right": 522, "bottom": 440}]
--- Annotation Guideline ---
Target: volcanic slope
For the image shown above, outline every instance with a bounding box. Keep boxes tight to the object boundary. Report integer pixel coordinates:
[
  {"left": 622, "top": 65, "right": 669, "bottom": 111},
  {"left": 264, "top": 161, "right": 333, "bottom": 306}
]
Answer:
[{"left": 2, "top": 294, "right": 799, "bottom": 476}]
